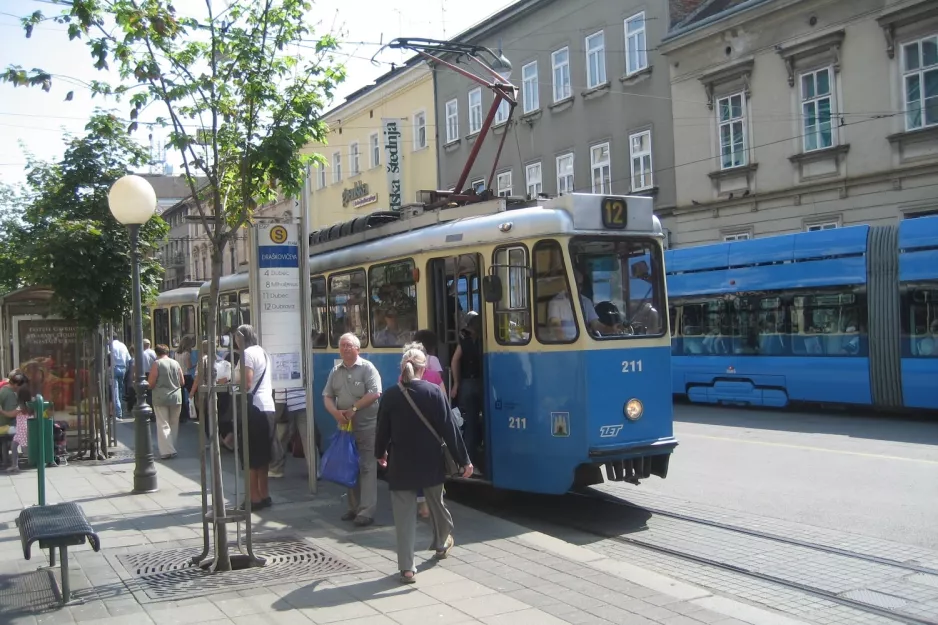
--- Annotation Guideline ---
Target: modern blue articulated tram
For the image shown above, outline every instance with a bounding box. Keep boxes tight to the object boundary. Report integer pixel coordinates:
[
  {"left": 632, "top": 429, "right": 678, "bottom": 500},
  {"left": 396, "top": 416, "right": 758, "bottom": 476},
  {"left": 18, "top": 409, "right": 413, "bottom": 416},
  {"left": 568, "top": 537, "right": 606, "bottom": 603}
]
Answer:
[
  {"left": 308, "top": 194, "right": 675, "bottom": 495},
  {"left": 666, "top": 215, "right": 938, "bottom": 411}
]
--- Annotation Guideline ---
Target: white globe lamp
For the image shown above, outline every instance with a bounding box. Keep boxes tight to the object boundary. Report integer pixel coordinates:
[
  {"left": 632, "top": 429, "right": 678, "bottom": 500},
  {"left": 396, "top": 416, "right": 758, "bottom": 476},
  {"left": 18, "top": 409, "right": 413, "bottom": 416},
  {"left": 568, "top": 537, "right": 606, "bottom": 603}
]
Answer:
[{"left": 108, "top": 174, "right": 157, "bottom": 225}]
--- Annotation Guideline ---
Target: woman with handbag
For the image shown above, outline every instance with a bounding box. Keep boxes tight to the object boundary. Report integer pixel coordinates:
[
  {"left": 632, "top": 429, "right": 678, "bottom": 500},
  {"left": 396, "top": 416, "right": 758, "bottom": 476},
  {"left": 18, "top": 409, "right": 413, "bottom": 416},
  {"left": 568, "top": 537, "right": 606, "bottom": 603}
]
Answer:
[
  {"left": 233, "top": 324, "right": 275, "bottom": 510},
  {"left": 375, "top": 343, "right": 473, "bottom": 584}
]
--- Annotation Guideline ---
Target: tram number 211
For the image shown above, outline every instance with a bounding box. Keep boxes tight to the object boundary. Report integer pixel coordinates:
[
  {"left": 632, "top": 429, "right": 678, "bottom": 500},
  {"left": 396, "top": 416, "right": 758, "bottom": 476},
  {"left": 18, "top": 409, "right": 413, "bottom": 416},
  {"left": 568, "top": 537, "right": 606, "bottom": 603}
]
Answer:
[
  {"left": 508, "top": 417, "right": 528, "bottom": 429},
  {"left": 621, "top": 360, "right": 643, "bottom": 373}
]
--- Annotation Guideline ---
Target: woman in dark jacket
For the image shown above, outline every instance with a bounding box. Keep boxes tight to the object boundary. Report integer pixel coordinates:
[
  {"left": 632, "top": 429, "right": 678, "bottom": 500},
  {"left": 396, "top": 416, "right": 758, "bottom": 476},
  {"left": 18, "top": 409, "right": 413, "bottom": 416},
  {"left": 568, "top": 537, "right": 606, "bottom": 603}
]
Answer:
[{"left": 375, "top": 343, "right": 473, "bottom": 584}]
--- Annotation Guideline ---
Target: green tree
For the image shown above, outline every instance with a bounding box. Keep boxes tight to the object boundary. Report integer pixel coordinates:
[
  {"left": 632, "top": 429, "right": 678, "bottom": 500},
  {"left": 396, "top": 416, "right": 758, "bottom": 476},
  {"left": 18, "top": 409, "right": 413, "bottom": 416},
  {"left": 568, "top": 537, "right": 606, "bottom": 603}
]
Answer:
[
  {"left": 0, "top": 113, "right": 167, "bottom": 329},
  {"left": 3, "top": 0, "right": 344, "bottom": 569}
]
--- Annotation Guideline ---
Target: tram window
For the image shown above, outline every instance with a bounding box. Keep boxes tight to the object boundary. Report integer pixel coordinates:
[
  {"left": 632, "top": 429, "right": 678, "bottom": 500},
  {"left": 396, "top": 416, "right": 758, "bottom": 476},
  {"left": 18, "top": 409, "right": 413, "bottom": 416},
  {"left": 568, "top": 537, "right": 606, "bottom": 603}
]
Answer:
[
  {"left": 569, "top": 238, "right": 665, "bottom": 339},
  {"left": 310, "top": 276, "right": 328, "bottom": 348},
  {"left": 492, "top": 246, "right": 531, "bottom": 345},
  {"left": 902, "top": 288, "right": 938, "bottom": 358},
  {"left": 170, "top": 306, "right": 182, "bottom": 348},
  {"left": 533, "top": 240, "right": 578, "bottom": 343},
  {"left": 329, "top": 269, "right": 369, "bottom": 348},
  {"left": 370, "top": 259, "right": 418, "bottom": 347},
  {"left": 218, "top": 293, "right": 239, "bottom": 345},
  {"left": 673, "top": 299, "right": 731, "bottom": 355},
  {"left": 239, "top": 290, "right": 251, "bottom": 326},
  {"left": 181, "top": 305, "right": 196, "bottom": 346},
  {"left": 791, "top": 292, "right": 865, "bottom": 357},
  {"left": 153, "top": 308, "right": 170, "bottom": 347}
]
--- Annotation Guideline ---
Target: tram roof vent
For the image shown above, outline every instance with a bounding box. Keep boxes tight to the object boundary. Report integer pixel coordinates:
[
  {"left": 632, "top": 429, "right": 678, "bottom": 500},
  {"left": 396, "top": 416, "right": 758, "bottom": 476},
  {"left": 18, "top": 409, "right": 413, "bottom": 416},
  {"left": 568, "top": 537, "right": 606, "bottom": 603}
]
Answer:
[{"left": 308, "top": 198, "right": 510, "bottom": 255}]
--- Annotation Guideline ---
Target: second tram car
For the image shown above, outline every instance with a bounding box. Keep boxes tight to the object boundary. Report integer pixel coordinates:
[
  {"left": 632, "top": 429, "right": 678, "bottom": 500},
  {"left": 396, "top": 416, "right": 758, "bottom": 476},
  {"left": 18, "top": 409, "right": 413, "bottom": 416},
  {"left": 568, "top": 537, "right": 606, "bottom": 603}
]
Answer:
[{"left": 666, "top": 215, "right": 938, "bottom": 411}]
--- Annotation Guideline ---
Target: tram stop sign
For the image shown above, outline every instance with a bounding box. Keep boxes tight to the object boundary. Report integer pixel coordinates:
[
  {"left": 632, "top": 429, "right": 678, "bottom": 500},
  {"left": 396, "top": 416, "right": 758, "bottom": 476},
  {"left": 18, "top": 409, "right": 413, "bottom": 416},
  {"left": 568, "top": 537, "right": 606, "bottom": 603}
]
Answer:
[{"left": 255, "top": 223, "right": 303, "bottom": 390}]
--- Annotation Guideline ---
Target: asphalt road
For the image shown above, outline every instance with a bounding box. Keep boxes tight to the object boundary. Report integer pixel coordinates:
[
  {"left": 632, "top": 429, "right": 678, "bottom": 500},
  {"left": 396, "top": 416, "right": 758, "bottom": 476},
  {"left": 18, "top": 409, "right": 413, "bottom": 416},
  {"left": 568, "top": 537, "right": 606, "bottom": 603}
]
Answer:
[{"left": 624, "top": 402, "right": 938, "bottom": 550}]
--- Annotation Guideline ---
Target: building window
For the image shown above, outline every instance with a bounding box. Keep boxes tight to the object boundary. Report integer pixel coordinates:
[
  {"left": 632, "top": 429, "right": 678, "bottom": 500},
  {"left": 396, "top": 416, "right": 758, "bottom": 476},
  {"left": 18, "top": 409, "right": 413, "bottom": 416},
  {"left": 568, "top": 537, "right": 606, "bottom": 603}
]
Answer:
[
  {"left": 317, "top": 164, "right": 327, "bottom": 189},
  {"left": 413, "top": 110, "right": 427, "bottom": 150},
  {"left": 349, "top": 141, "right": 360, "bottom": 176},
  {"left": 522, "top": 61, "right": 539, "bottom": 113},
  {"left": 903, "top": 35, "right": 938, "bottom": 130},
  {"left": 806, "top": 221, "right": 839, "bottom": 231},
  {"left": 718, "top": 93, "right": 747, "bottom": 169},
  {"left": 495, "top": 98, "right": 510, "bottom": 125},
  {"left": 590, "top": 142, "right": 611, "bottom": 194},
  {"left": 625, "top": 12, "right": 647, "bottom": 75},
  {"left": 585, "top": 31, "right": 606, "bottom": 89},
  {"left": 332, "top": 151, "right": 342, "bottom": 183},
  {"left": 496, "top": 171, "right": 512, "bottom": 197},
  {"left": 801, "top": 68, "right": 834, "bottom": 151},
  {"left": 370, "top": 132, "right": 380, "bottom": 168},
  {"left": 445, "top": 99, "right": 459, "bottom": 143},
  {"left": 629, "top": 130, "right": 653, "bottom": 191},
  {"left": 525, "top": 162, "right": 542, "bottom": 198},
  {"left": 471, "top": 178, "right": 485, "bottom": 194},
  {"left": 724, "top": 231, "right": 751, "bottom": 241},
  {"left": 468, "top": 88, "right": 482, "bottom": 134},
  {"left": 556, "top": 152, "right": 574, "bottom": 195},
  {"left": 552, "top": 47, "right": 572, "bottom": 102}
]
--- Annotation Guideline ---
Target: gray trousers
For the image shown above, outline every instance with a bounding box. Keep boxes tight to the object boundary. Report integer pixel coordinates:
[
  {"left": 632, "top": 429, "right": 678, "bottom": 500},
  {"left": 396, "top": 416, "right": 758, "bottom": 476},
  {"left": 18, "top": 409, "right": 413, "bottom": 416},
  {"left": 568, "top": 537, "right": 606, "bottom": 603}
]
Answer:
[
  {"left": 390, "top": 484, "right": 454, "bottom": 573},
  {"left": 270, "top": 404, "right": 309, "bottom": 475},
  {"left": 347, "top": 426, "right": 377, "bottom": 519}
]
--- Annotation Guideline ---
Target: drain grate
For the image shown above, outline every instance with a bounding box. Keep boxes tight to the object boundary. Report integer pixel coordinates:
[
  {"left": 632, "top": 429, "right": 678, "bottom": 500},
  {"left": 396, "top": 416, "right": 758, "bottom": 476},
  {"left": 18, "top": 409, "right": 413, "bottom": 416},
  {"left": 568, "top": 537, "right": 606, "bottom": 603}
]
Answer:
[{"left": 114, "top": 535, "right": 362, "bottom": 602}]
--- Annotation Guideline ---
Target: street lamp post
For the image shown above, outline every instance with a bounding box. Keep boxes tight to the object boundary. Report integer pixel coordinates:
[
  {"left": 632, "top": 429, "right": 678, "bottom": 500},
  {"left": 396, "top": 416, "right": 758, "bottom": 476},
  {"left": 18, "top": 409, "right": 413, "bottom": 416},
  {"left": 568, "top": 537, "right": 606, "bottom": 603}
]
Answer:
[{"left": 108, "top": 174, "right": 159, "bottom": 494}]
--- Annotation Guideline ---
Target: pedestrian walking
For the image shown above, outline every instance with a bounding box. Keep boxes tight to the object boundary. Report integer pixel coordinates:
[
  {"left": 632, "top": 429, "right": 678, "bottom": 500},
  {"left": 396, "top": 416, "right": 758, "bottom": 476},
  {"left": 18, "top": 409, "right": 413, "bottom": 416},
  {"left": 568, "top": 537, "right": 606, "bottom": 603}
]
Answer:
[
  {"left": 147, "top": 344, "right": 184, "bottom": 459},
  {"left": 234, "top": 324, "right": 275, "bottom": 510},
  {"left": 111, "top": 334, "right": 131, "bottom": 420},
  {"left": 376, "top": 343, "right": 473, "bottom": 583},
  {"left": 322, "top": 332, "right": 382, "bottom": 526},
  {"left": 269, "top": 386, "right": 309, "bottom": 478}
]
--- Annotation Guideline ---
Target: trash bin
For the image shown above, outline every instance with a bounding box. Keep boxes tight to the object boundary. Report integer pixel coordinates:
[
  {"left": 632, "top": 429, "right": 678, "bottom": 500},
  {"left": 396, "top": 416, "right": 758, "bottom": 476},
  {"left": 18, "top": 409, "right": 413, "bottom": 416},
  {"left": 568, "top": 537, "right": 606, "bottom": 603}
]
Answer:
[{"left": 27, "top": 414, "right": 55, "bottom": 468}]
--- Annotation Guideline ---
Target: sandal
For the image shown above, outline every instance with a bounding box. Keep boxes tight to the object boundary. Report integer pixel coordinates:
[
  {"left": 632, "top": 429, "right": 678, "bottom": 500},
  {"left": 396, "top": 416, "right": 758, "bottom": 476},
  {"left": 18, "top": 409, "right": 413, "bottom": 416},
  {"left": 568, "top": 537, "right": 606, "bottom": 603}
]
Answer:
[
  {"left": 434, "top": 535, "right": 454, "bottom": 559},
  {"left": 399, "top": 570, "right": 415, "bottom": 584}
]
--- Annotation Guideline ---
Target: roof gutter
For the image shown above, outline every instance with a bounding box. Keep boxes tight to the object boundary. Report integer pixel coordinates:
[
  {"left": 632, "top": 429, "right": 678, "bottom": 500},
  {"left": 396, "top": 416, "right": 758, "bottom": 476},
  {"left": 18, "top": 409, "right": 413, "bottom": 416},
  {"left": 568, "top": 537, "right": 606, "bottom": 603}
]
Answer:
[{"left": 662, "top": 0, "right": 776, "bottom": 45}]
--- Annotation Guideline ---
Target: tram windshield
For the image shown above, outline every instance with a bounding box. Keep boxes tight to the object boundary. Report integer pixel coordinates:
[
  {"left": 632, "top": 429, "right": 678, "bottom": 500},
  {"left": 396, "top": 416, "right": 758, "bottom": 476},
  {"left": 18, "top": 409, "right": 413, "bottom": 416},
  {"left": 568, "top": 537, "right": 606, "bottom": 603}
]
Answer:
[{"left": 570, "top": 237, "right": 666, "bottom": 338}]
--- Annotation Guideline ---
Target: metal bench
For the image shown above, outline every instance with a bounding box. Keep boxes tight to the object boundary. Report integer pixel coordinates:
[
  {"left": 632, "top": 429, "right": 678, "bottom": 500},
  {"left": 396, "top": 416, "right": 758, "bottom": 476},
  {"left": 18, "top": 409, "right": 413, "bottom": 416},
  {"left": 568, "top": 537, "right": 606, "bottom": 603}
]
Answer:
[{"left": 16, "top": 502, "right": 101, "bottom": 604}]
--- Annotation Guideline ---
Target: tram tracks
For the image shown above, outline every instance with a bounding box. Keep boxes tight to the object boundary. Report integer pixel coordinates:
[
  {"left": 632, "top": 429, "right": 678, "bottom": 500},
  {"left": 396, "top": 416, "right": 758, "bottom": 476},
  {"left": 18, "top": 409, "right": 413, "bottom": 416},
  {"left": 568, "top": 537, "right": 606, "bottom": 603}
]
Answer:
[{"left": 563, "top": 490, "right": 938, "bottom": 625}]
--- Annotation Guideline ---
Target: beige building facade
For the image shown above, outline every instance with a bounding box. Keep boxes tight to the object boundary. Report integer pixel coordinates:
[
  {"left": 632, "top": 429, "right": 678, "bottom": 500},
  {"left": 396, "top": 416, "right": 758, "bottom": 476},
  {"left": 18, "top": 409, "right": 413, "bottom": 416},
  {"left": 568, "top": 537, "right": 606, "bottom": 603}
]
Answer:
[
  {"left": 306, "top": 59, "right": 437, "bottom": 230},
  {"left": 659, "top": 0, "right": 938, "bottom": 247}
]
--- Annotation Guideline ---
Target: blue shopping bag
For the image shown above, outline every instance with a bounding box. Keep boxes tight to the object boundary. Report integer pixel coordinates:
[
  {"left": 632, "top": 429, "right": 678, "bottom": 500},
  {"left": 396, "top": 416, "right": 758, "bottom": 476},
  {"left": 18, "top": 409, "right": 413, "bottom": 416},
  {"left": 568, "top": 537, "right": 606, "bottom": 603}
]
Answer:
[{"left": 319, "top": 422, "right": 359, "bottom": 488}]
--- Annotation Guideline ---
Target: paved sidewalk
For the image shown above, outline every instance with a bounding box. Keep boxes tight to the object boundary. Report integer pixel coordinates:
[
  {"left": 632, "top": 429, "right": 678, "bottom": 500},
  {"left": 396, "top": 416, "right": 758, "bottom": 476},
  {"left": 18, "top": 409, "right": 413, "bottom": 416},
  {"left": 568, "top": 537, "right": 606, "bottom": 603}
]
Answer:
[{"left": 0, "top": 422, "right": 811, "bottom": 625}]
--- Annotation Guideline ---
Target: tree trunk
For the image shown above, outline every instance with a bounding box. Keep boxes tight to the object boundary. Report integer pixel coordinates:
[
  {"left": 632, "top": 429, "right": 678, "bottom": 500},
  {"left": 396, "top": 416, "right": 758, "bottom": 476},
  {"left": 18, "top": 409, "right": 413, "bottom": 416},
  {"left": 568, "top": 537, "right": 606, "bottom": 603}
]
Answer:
[{"left": 206, "top": 244, "right": 231, "bottom": 571}]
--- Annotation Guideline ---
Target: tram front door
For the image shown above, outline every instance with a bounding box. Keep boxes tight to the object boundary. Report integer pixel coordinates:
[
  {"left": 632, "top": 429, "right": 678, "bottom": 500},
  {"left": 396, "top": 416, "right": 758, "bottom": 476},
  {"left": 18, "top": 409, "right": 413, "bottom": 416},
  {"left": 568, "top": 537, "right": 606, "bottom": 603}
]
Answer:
[{"left": 426, "top": 254, "right": 486, "bottom": 475}]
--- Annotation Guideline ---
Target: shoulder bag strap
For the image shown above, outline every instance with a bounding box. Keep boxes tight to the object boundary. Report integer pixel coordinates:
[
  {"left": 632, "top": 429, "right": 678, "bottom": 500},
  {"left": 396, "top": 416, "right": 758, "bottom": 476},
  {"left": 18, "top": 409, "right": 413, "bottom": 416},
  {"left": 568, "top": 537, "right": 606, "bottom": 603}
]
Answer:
[
  {"left": 397, "top": 382, "right": 443, "bottom": 445},
  {"left": 251, "top": 350, "right": 269, "bottom": 395}
]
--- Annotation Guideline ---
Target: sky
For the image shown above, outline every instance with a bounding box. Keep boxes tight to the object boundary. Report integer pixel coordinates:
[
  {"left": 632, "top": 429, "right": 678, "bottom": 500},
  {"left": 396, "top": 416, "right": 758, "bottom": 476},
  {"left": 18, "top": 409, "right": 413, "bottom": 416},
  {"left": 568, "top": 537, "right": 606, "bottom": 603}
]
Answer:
[{"left": 0, "top": 0, "right": 514, "bottom": 186}]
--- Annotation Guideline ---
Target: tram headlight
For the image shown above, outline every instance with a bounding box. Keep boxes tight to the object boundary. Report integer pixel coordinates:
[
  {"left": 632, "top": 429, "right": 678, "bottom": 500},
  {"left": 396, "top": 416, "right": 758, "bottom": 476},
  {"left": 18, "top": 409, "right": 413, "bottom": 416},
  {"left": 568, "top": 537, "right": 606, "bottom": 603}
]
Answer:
[{"left": 624, "top": 399, "right": 643, "bottom": 421}]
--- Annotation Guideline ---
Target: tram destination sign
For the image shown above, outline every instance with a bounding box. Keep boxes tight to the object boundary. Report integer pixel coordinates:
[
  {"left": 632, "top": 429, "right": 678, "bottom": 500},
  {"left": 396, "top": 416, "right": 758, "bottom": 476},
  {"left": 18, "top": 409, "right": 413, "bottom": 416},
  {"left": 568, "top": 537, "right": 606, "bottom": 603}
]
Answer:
[{"left": 256, "top": 222, "right": 303, "bottom": 389}]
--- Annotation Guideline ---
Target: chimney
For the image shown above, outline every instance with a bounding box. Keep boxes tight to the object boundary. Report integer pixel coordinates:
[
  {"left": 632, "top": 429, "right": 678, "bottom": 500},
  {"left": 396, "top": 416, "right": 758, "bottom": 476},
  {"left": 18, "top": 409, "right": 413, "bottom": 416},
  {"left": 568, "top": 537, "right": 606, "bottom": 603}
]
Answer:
[{"left": 669, "top": 0, "right": 713, "bottom": 28}]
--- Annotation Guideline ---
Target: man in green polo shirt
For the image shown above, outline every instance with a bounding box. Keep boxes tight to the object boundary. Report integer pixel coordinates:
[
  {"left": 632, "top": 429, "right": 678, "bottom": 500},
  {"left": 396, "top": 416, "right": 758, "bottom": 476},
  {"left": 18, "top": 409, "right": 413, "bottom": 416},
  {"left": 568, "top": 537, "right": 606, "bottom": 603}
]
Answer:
[{"left": 0, "top": 372, "right": 28, "bottom": 428}]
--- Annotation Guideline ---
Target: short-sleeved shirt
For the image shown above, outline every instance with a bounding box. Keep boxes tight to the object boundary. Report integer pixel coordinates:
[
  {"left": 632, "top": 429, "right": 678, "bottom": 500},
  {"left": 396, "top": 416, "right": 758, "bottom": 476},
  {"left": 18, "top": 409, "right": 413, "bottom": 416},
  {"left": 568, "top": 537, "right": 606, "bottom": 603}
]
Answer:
[
  {"left": 241, "top": 345, "right": 275, "bottom": 413},
  {"left": 323, "top": 357, "right": 382, "bottom": 430},
  {"left": 0, "top": 385, "right": 17, "bottom": 426},
  {"left": 548, "top": 292, "right": 600, "bottom": 340}
]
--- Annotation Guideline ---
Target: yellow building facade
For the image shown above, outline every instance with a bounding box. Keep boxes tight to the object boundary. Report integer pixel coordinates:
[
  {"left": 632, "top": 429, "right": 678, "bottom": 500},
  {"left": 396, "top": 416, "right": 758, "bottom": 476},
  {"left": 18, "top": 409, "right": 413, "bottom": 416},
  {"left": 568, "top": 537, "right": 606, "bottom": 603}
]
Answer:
[{"left": 306, "top": 59, "right": 438, "bottom": 229}]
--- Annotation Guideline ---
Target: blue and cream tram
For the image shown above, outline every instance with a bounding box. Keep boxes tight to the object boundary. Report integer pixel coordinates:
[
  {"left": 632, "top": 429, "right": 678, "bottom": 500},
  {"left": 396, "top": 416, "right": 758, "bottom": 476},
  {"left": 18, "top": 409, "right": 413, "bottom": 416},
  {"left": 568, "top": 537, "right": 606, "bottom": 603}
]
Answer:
[
  {"left": 308, "top": 194, "right": 675, "bottom": 495},
  {"left": 151, "top": 284, "right": 201, "bottom": 357}
]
